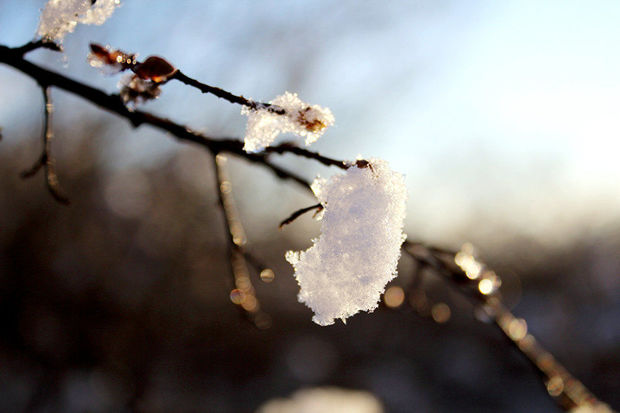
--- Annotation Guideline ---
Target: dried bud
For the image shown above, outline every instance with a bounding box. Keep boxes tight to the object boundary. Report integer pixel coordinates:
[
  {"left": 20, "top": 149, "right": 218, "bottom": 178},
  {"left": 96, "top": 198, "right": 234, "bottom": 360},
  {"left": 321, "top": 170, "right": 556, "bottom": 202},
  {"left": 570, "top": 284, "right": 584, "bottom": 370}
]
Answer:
[
  {"left": 88, "top": 43, "right": 136, "bottom": 73},
  {"left": 133, "top": 56, "right": 177, "bottom": 83},
  {"left": 354, "top": 159, "right": 371, "bottom": 169},
  {"left": 297, "top": 106, "right": 327, "bottom": 133}
]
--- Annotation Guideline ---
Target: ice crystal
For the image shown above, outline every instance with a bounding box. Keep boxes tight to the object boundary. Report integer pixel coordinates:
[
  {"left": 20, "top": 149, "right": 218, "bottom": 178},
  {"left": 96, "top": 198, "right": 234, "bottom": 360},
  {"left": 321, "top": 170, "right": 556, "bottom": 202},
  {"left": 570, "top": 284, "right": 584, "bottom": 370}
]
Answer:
[
  {"left": 257, "top": 387, "right": 384, "bottom": 413},
  {"left": 241, "top": 91, "right": 334, "bottom": 153},
  {"left": 286, "top": 158, "right": 407, "bottom": 326},
  {"left": 37, "top": 0, "right": 120, "bottom": 43}
]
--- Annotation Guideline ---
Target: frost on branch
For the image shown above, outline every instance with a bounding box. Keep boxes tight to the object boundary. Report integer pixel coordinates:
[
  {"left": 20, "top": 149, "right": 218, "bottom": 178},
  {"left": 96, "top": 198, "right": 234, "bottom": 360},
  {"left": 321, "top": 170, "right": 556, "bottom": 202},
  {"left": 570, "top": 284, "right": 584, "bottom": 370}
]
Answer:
[
  {"left": 37, "top": 0, "right": 120, "bottom": 43},
  {"left": 286, "top": 158, "right": 407, "bottom": 325},
  {"left": 241, "top": 91, "right": 334, "bottom": 153},
  {"left": 118, "top": 74, "right": 161, "bottom": 108}
]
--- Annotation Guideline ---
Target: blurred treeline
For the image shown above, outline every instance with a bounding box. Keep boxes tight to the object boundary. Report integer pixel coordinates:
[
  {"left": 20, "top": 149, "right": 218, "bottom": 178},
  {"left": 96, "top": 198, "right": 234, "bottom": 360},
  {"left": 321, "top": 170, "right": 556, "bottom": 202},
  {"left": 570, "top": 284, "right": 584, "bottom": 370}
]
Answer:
[{"left": 0, "top": 121, "right": 618, "bottom": 413}]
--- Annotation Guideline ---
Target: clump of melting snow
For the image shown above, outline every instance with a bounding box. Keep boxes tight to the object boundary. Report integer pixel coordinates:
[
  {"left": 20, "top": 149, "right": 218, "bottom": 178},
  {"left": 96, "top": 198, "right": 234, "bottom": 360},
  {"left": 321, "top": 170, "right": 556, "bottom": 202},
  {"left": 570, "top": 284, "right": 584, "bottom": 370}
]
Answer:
[
  {"left": 286, "top": 158, "right": 407, "bottom": 326},
  {"left": 37, "top": 0, "right": 120, "bottom": 42},
  {"left": 241, "top": 91, "right": 334, "bottom": 153}
]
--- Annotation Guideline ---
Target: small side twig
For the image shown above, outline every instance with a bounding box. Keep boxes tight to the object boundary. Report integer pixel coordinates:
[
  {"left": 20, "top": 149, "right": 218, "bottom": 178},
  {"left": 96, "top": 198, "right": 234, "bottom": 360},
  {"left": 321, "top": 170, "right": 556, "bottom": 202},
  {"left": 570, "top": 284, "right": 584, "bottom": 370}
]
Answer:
[
  {"left": 13, "top": 39, "right": 62, "bottom": 56},
  {"left": 21, "top": 86, "right": 69, "bottom": 205},
  {"left": 173, "top": 70, "right": 285, "bottom": 114},
  {"left": 264, "top": 142, "right": 348, "bottom": 170},
  {"left": 213, "top": 153, "right": 271, "bottom": 329},
  {"left": 279, "top": 203, "right": 323, "bottom": 229}
]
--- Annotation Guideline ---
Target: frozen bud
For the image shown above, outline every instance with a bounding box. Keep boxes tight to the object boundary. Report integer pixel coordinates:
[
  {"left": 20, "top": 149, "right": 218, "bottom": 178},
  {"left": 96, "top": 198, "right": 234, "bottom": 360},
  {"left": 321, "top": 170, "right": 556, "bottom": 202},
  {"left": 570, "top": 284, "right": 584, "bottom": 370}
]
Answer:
[
  {"left": 241, "top": 91, "right": 334, "bottom": 153},
  {"left": 286, "top": 158, "right": 407, "bottom": 325}
]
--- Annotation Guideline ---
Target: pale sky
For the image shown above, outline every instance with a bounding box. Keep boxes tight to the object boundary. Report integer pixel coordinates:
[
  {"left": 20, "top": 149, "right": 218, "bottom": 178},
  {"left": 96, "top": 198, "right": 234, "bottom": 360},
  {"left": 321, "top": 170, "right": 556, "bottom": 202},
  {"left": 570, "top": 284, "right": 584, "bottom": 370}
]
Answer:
[{"left": 1, "top": 1, "right": 619, "bottom": 246}]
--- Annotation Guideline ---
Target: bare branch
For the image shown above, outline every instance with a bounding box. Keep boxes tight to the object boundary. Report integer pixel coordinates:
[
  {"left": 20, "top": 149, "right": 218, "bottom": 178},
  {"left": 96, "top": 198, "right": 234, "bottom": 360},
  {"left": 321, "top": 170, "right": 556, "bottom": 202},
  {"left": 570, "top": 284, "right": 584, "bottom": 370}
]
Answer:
[
  {"left": 20, "top": 87, "right": 69, "bottom": 204},
  {"left": 173, "top": 70, "right": 285, "bottom": 114},
  {"left": 279, "top": 203, "right": 323, "bottom": 229},
  {"left": 265, "top": 142, "right": 347, "bottom": 170}
]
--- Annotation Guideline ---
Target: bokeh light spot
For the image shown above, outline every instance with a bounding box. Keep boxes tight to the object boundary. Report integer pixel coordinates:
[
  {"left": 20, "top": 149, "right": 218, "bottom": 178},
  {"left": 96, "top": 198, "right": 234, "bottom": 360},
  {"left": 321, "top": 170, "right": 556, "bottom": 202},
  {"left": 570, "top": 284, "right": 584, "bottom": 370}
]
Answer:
[
  {"left": 384, "top": 286, "right": 405, "bottom": 308},
  {"left": 260, "top": 269, "right": 275, "bottom": 283},
  {"left": 431, "top": 303, "right": 451, "bottom": 323},
  {"left": 478, "top": 278, "right": 494, "bottom": 295},
  {"left": 229, "top": 288, "right": 244, "bottom": 305}
]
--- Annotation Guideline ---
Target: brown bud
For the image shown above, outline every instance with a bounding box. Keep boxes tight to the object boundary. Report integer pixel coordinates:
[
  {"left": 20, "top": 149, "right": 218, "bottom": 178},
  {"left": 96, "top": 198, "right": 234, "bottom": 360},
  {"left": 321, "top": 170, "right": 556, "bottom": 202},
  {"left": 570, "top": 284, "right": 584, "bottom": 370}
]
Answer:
[{"left": 133, "top": 56, "right": 177, "bottom": 83}]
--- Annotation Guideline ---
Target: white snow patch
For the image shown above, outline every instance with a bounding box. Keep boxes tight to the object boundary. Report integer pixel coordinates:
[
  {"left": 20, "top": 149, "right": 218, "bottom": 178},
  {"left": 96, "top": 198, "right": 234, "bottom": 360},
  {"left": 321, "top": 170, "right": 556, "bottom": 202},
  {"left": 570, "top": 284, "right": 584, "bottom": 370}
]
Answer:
[
  {"left": 257, "top": 387, "right": 384, "bottom": 413},
  {"left": 37, "top": 0, "right": 120, "bottom": 42},
  {"left": 286, "top": 158, "right": 407, "bottom": 326},
  {"left": 241, "top": 91, "right": 334, "bottom": 153},
  {"left": 570, "top": 403, "right": 613, "bottom": 413}
]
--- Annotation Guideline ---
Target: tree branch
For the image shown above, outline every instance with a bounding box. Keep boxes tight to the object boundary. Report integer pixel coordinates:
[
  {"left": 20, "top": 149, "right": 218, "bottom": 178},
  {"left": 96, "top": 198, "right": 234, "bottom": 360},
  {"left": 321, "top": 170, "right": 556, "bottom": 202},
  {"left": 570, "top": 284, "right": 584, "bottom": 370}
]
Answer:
[
  {"left": 265, "top": 142, "right": 348, "bottom": 170},
  {"left": 279, "top": 202, "right": 322, "bottom": 229},
  {"left": 12, "top": 39, "right": 62, "bottom": 56},
  {"left": 402, "top": 240, "right": 605, "bottom": 411},
  {"left": 0, "top": 43, "right": 347, "bottom": 192}
]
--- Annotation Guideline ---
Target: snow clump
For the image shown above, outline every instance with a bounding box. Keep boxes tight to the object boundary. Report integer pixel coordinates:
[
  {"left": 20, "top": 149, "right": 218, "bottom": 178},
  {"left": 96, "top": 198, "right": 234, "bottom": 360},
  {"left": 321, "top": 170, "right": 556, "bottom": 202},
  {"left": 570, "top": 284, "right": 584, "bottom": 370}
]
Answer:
[
  {"left": 286, "top": 158, "right": 407, "bottom": 326},
  {"left": 241, "top": 91, "right": 334, "bottom": 153},
  {"left": 257, "top": 387, "right": 384, "bottom": 413},
  {"left": 37, "top": 0, "right": 121, "bottom": 43}
]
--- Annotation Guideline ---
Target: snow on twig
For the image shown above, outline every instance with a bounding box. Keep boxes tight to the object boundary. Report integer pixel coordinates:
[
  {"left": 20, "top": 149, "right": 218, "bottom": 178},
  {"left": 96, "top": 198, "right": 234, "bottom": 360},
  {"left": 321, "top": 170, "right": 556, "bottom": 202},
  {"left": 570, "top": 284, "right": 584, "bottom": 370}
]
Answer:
[
  {"left": 242, "top": 92, "right": 334, "bottom": 153},
  {"left": 286, "top": 158, "right": 407, "bottom": 325}
]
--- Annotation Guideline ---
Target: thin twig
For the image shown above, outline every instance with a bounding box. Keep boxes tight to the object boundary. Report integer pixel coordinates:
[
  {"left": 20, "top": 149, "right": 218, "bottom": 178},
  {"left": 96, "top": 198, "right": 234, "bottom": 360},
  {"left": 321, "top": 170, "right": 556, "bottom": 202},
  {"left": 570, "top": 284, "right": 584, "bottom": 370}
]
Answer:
[
  {"left": 173, "top": 70, "right": 285, "bottom": 114},
  {"left": 20, "top": 87, "right": 69, "bottom": 204},
  {"left": 213, "top": 153, "right": 270, "bottom": 328},
  {"left": 279, "top": 203, "right": 322, "bottom": 229},
  {"left": 265, "top": 142, "right": 348, "bottom": 170},
  {"left": 13, "top": 39, "right": 62, "bottom": 56}
]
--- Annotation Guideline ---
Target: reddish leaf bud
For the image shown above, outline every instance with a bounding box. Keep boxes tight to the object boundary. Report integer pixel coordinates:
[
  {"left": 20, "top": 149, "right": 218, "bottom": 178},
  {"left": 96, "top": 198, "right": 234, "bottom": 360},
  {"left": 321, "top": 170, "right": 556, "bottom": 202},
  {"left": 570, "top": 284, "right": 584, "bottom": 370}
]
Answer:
[{"left": 133, "top": 56, "right": 177, "bottom": 83}]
